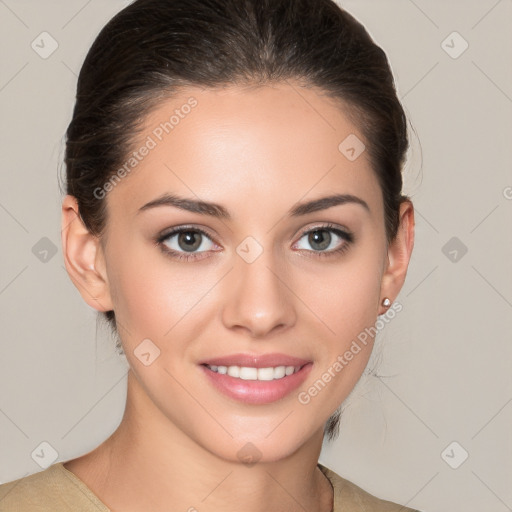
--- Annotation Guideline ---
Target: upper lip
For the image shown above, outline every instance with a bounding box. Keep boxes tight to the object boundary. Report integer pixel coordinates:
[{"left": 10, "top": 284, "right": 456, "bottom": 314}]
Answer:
[{"left": 199, "top": 353, "right": 311, "bottom": 368}]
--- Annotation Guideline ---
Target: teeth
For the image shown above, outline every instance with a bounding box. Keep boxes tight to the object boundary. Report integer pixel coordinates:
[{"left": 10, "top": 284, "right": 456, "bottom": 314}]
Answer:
[
  {"left": 239, "top": 367, "right": 257, "bottom": 380},
  {"left": 207, "top": 364, "right": 301, "bottom": 381},
  {"left": 274, "top": 366, "right": 286, "bottom": 379},
  {"left": 227, "top": 366, "right": 240, "bottom": 378},
  {"left": 257, "top": 367, "right": 274, "bottom": 381}
]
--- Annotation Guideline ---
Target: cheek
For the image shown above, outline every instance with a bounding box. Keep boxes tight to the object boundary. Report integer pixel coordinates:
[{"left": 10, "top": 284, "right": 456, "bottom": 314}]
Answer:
[
  {"left": 107, "top": 241, "right": 220, "bottom": 345},
  {"left": 296, "top": 253, "right": 382, "bottom": 344},
  {"left": 294, "top": 257, "right": 381, "bottom": 408}
]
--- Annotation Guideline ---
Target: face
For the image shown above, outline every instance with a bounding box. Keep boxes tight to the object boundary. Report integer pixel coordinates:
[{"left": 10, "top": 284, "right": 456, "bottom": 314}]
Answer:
[{"left": 77, "top": 82, "right": 397, "bottom": 462}]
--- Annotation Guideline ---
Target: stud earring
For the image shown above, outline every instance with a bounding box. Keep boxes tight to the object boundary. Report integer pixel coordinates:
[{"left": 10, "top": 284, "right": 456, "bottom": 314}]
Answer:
[{"left": 381, "top": 297, "right": 391, "bottom": 308}]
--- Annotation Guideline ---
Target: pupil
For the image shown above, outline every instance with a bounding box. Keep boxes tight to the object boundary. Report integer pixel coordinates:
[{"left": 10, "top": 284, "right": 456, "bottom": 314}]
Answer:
[
  {"left": 179, "top": 231, "right": 201, "bottom": 252},
  {"left": 309, "top": 230, "right": 330, "bottom": 251}
]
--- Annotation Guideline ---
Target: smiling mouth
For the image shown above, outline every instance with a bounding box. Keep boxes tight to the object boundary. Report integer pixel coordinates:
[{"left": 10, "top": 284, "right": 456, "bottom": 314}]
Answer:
[
  {"left": 202, "top": 363, "right": 306, "bottom": 381},
  {"left": 200, "top": 361, "right": 313, "bottom": 404}
]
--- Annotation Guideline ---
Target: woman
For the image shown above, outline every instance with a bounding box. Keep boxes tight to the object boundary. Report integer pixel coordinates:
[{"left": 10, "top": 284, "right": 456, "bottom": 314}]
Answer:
[{"left": 0, "top": 0, "right": 419, "bottom": 510}]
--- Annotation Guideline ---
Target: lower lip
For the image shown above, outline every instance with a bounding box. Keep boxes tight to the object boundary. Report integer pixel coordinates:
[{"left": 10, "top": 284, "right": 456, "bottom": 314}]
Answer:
[{"left": 200, "top": 363, "right": 313, "bottom": 405}]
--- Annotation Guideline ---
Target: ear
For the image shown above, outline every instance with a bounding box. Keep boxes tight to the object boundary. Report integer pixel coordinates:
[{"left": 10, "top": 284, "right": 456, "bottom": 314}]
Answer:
[
  {"left": 61, "top": 195, "right": 114, "bottom": 313},
  {"left": 379, "top": 200, "right": 415, "bottom": 314}
]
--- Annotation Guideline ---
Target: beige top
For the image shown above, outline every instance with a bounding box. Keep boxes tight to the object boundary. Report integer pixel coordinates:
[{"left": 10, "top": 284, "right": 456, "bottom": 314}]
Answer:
[{"left": 0, "top": 462, "right": 420, "bottom": 511}]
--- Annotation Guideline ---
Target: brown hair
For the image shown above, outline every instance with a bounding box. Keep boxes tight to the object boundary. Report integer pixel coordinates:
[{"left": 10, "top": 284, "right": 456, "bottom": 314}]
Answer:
[{"left": 61, "top": 0, "right": 411, "bottom": 442}]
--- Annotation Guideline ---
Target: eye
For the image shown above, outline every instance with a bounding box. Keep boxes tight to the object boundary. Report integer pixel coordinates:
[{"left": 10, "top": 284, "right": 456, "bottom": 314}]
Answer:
[
  {"left": 293, "top": 223, "right": 354, "bottom": 257},
  {"left": 155, "top": 223, "right": 354, "bottom": 262},
  {"left": 156, "top": 226, "right": 218, "bottom": 261}
]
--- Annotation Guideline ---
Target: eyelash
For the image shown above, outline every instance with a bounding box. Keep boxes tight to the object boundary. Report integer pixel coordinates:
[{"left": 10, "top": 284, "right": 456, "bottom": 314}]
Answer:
[{"left": 155, "top": 223, "right": 354, "bottom": 262}]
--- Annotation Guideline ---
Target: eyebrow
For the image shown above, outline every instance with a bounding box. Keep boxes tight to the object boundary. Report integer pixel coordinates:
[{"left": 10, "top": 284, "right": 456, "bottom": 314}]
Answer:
[{"left": 137, "top": 192, "right": 370, "bottom": 219}]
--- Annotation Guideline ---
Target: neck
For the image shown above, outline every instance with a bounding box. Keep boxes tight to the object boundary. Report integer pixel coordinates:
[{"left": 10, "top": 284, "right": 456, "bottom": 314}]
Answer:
[{"left": 67, "top": 369, "right": 333, "bottom": 512}]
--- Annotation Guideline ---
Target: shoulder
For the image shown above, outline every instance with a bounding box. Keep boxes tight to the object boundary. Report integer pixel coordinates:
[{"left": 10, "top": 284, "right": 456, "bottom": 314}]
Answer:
[
  {"left": 0, "top": 462, "right": 109, "bottom": 512},
  {"left": 318, "top": 463, "right": 423, "bottom": 512}
]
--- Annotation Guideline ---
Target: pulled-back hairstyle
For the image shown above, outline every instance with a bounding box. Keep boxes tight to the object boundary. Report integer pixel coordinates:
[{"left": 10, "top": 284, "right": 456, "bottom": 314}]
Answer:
[{"left": 61, "top": 0, "right": 411, "bottom": 442}]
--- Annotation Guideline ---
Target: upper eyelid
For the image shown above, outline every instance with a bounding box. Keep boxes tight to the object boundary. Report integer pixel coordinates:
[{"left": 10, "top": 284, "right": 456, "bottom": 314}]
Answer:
[{"left": 158, "top": 225, "right": 217, "bottom": 245}]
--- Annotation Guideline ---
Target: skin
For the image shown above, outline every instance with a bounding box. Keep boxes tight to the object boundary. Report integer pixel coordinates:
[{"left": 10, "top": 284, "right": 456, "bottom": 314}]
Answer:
[{"left": 61, "top": 81, "right": 414, "bottom": 512}]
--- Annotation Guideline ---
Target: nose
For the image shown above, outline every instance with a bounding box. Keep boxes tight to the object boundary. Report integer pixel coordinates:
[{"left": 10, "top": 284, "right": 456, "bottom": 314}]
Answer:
[{"left": 221, "top": 247, "right": 297, "bottom": 338}]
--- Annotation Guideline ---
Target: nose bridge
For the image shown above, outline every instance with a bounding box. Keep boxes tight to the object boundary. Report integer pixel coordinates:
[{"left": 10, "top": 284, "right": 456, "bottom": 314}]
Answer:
[{"left": 221, "top": 237, "right": 296, "bottom": 337}]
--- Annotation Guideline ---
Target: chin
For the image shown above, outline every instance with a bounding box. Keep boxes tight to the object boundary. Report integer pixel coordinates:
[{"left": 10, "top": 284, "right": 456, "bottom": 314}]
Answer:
[{"left": 193, "top": 420, "right": 320, "bottom": 466}]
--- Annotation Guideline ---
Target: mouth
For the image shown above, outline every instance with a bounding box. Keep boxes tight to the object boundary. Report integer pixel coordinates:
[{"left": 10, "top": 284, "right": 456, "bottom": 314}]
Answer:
[{"left": 199, "top": 354, "right": 313, "bottom": 404}]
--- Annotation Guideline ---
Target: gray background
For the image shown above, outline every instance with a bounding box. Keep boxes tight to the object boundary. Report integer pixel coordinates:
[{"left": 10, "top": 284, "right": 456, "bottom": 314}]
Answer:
[{"left": 0, "top": 1, "right": 511, "bottom": 511}]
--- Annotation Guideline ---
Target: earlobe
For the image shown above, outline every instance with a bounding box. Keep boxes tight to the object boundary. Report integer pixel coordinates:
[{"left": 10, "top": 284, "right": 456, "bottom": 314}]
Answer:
[
  {"left": 379, "top": 200, "right": 415, "bottom": 314},
  {"left": 61, "top": 195, "right": 114, "bottom": 313}
]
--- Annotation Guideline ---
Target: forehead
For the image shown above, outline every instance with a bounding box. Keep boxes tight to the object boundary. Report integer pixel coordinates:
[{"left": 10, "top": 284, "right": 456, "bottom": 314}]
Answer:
[{"left": 105, "top": 81, "right": 383, "bottom": 220}]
